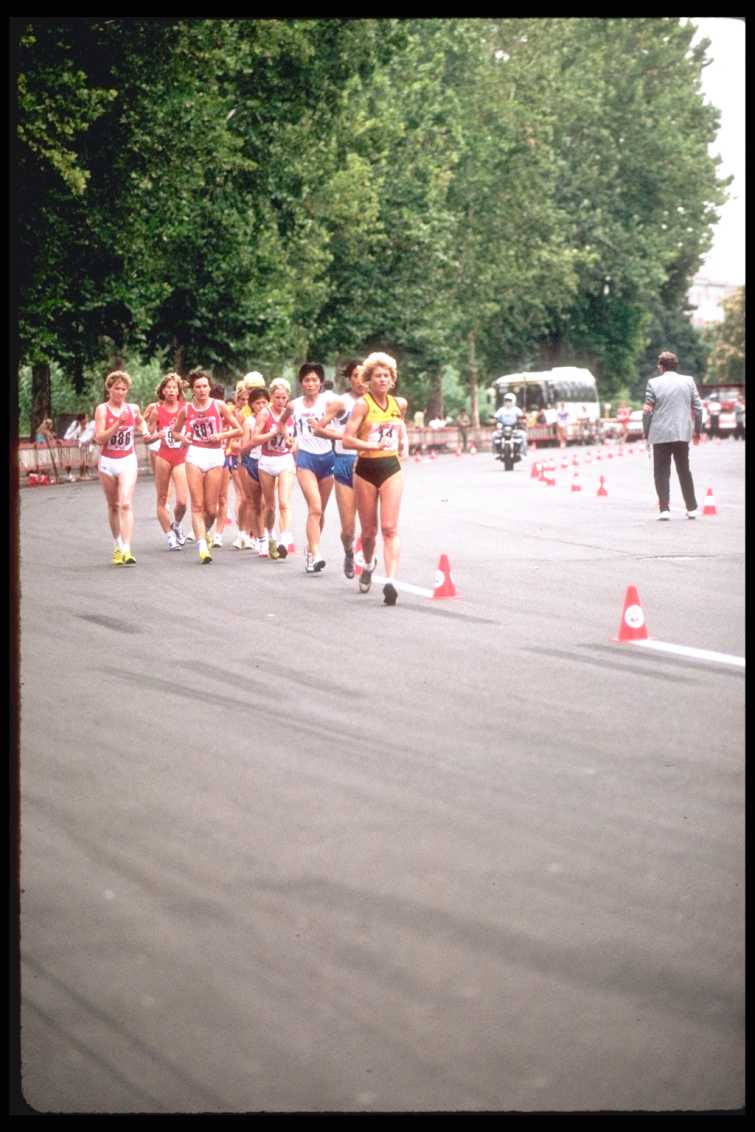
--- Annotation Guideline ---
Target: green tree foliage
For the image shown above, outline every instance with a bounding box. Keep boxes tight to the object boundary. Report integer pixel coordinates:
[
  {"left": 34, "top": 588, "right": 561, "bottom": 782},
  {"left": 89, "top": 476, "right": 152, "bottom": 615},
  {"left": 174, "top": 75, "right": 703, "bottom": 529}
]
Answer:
[
  {"left": 704, "top": 287, "right": 745, "bottom": 385},
  {"left": 15, "top": 17, "right": 730, "bottom": 422}
]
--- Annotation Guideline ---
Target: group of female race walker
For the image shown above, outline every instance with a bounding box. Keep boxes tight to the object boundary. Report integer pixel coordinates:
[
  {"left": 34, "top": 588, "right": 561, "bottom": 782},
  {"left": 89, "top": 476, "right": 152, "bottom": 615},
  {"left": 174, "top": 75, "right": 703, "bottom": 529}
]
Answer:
[{"left": 93, "top": 352, "right": 407, "bottom": 604}]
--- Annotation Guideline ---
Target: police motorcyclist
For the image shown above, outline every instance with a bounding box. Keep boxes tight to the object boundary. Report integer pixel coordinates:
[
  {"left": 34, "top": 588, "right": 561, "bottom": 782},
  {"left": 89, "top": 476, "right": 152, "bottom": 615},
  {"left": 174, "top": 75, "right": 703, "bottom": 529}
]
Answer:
[{"left": 494, "top": 393, "right": 528, "bottom": 457}]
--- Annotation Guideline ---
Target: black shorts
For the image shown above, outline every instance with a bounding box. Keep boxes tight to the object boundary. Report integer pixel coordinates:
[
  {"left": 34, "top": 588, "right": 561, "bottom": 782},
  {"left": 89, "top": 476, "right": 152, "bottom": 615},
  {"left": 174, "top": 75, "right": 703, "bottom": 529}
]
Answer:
[{"left": 355, "top": 456, "right": 402, "bottom": 488}]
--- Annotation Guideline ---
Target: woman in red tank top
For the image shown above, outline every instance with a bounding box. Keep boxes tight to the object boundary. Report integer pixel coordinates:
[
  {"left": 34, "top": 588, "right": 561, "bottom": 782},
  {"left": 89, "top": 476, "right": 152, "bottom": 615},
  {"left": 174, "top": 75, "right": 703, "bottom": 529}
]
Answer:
[
  {"left": 94, "top": 370, "right": 149, "bottom": 565},
  {"left": 173, "top": 371, "right": 242, "bottom": 563},
  {"left": 142, "top": 373, "right": 191, "bottom": 551}
]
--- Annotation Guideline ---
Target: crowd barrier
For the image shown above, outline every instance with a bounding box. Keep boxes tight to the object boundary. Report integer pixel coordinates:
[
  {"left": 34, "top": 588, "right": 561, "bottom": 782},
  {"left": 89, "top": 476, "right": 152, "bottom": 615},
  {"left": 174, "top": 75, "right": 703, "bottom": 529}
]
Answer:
[{"left": 18, "top": 439, "right": 153, "bottom": 483}]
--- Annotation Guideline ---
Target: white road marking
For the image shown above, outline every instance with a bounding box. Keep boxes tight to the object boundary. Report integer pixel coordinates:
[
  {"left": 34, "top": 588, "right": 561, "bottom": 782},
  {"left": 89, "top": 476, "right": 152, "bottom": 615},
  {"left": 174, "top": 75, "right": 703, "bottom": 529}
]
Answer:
[
  {"left": 370, "top": 574, "right": 435, "bottom": 598},
  {"left": 630, "top": 639, "right": 745, "bottom": 668}
]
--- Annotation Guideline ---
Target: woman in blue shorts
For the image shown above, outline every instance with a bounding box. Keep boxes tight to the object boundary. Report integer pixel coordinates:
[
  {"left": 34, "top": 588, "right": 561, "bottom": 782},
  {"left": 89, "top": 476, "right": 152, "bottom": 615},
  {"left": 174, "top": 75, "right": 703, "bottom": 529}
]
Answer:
[
  {"left": 290, "top": 362, "right": 339, "bottom": 574},
  {"left": 311, "top": 359, "right": 365, "bottom": 578}
]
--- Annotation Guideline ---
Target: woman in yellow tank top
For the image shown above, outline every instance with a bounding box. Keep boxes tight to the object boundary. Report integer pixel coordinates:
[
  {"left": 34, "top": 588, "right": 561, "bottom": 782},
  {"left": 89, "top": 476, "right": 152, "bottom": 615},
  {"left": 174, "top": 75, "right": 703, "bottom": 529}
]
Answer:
[{"left": 342, "top": 352, "right": 408, "bottom": 605}]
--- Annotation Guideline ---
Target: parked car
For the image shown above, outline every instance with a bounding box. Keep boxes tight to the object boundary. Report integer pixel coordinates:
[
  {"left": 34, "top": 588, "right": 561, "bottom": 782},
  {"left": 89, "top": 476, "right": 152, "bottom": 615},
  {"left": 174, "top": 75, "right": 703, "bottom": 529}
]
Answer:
[{"left": 626, "top": 409, "right": 645, "bottom": 440}]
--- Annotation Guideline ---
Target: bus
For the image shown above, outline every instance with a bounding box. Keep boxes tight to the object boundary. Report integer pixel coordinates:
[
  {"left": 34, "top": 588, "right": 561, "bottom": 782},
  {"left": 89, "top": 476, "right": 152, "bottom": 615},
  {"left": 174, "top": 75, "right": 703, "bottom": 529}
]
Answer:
[{"left": 490, "top": 367, "right": 601, "bottom": 443}]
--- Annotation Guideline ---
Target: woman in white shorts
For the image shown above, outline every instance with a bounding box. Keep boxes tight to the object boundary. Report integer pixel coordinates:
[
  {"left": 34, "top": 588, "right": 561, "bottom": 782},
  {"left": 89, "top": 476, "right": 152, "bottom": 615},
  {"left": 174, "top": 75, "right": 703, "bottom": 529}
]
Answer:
[
  {"left": 253, "top": 377, "right": 295, "bottom": 559},
  {"left": 94, "top": 370, "right": 150, "bottom": 565},
  {"left": 173, "top": 372, "right": 242, "bottom": 563}
]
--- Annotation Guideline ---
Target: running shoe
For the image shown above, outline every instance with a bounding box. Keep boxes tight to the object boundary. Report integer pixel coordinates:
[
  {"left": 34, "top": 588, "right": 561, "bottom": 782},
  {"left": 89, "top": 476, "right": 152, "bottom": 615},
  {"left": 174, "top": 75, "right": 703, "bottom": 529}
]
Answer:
[
  {"left": 243, "top": 534, "right": 257, "bottom": 552},
  {"left": 212, "top": 533, "right": 224, "bottom": 548},
  {"left": 358, "top": 557, "right": 377, "bottom": 593},
  {"left": 199, "top": 546, "right": 213, "bottom": 564},
  {"left": 276, "top": 543, "right": 288, "bottom": 559},
  {"left": 313, "top": 557, "right": 325, "bottom": 572},
  {"left": 168, "top": 532, "right": 181, "bottom": 551},
  {"left": 656, "top": 510, "right": 671, "bottom": 521},
  {"left": 232, "top": 535, "right": 245, "bottom": 550},
  {"left": 269, "top": 538, "right": 280, "bottom": 560},
  {"left": 383, "top": 582, "right": 398, "bottom": 606},
  {"left": 111, "top": 547, "right": 124, "bottom": 566},
  {"left": 258, "top": 537, "right": 269, "bottom": 558},
  {"left": 171, "top": 521, "right": 188, "bottom": 546},
  {"left": 343, "top": 549, "right": 355, "bottom": 579},
  {"left": 305, "top": 552, "right": 316, "bottom": 573},
  {"left": 122, "top": 550, "right": 136, "bottom": 565}
]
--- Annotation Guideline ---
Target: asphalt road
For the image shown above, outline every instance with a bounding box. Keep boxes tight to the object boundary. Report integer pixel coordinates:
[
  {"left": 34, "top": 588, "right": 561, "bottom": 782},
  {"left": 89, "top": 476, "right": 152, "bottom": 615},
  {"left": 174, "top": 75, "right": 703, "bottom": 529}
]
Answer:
[{"left": 16, "top": 438, "right": 745, "bottom": 1113}]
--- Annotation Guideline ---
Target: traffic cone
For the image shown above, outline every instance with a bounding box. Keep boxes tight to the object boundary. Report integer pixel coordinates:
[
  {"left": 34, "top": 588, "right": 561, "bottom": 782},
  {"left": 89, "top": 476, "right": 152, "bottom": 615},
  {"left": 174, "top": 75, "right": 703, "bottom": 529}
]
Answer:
[
  {"left": 414, "top": 449, "right": 423, "bottom": 462},
  {"left": 571, "top": 471, "right": 582, "bottom": 492},
  {"left": 353, "top": 536, "right": 364, "bottom": 577},
  {"left": 615, "top": 584, "right": 649, "bottom": 642},
  {"left": 597, "top": 475, "right": 608, "bottom": 496},
  {"left": 595, "top": 451, "right": 602, "bottom": 461},
  {"left": 702, "top": 487, "right": 717, "bottom": 516},
  {"left": 531, "top": 460, "right": 541, "bottom": 479},
  {"left": 584, "top": 451, "right": 592, "bottom": 464},
  {"left": 572, "top": 454, "right": 579, "bottom": 466},
  {"left": 429, "top": 449, "right": 437, "bottom": 460},
  {"left": 286, "top": 539, "right": 297, "bottom": 555},
  {"left": 538, "top": 463, "right": 547, "bottom": 483},
  {"left": 469, "top": 442, "right": 477, "bottom": 454},
  {"left": 456, "top": 445, "right": 462, "bottom": 457},
  {"left": 546, "top": 462, "right": 557, "bottom": 486},
  {"left": 561, "top": 457, "right": 569, "bottom": 470},
  {"left": 433, "top": 554, "right": 458, "bottom": 599}
]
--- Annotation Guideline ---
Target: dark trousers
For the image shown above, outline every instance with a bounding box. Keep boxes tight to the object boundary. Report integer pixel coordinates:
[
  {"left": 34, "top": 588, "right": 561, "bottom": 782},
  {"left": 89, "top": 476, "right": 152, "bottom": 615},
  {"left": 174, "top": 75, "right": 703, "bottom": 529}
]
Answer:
[{"left": 652, "top": 441, "right": 697, "bottom": 512}]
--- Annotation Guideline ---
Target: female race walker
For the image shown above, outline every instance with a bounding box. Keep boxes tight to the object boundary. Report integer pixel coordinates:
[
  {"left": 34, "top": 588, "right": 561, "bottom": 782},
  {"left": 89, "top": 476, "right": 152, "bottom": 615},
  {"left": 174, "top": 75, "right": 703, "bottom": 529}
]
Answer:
[
  {"left": 252, "top": 378, "right": 295, "bottom": 560},
  {"left": 94, "top": 370, "right": 150, "bottom": 565},
  {"left": 290, "top": 362, "right": 339, "bottom": 574},
  {"left": 173, "top": 372, "right": 242, "bottom": 563},
  {"left": 342, "top": 352, "right": 408, "bottom": 605},
  {"left": 143, "top": 373, "right": 191, "bottom": 551},
  {"left": 239, "top": 385, "right": 270, "bottom": 554},
  {"left": 311, "top": 359, "right": 365, "bottom": 578}
]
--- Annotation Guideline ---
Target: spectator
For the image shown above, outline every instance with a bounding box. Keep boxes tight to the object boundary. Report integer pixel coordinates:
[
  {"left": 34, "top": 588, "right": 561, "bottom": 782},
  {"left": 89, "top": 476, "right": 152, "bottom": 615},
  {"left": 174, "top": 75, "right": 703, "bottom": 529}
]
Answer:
[
  {"left": 556, "top": 402, "right": 570, "bottom": 448},
  {"left": 455, "top": 409, "right": 471, "bottom": 452},
  {"left": 643, "top": 349, "right": 702, "bottom": 520},
  {"left": 78, "top": 415, "right": 96, "bottom": 479},
  {"left": 707, "top": 394, "right": 721, "bottom": 438},
  {"left": 616, "top": 401, "right": 630, "bottom": 444},
  {"left": 734, "top": 396, "right": 746, "bottom": 440},
  {"left": 63, "top": 413, "right": 87, "bottom": 479}
]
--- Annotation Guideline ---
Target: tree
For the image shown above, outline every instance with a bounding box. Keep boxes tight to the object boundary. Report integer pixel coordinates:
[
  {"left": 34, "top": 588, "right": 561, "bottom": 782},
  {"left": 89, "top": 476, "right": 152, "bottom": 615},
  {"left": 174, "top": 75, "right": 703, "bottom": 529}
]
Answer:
[{"left": 704, "top": 287, "right": 745, "bottom": 385}]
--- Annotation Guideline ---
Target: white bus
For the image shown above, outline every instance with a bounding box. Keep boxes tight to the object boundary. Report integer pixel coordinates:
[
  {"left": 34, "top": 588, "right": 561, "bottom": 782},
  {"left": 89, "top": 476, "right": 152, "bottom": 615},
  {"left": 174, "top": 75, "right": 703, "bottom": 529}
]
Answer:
[{"left": 490, "top": 366, "right": 601, "bottom": 443}]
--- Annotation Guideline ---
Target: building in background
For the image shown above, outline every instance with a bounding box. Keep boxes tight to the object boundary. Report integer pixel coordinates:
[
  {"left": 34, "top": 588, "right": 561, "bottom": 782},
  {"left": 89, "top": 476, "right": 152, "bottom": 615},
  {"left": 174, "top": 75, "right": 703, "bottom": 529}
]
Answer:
[{"left": 687, "top": 275, "right": 739, "bottom": 327}]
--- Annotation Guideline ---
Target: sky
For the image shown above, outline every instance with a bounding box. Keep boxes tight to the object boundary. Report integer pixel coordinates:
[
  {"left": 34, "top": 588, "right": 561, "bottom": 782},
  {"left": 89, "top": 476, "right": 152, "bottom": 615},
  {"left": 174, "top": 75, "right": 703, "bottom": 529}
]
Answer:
[{"left": 688, "top": 17, "right": 745, "bottom": 285}]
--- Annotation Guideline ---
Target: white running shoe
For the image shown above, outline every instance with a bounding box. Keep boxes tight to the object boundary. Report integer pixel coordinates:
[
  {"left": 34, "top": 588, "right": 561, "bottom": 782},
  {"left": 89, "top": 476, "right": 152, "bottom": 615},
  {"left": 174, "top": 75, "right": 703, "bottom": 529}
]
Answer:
[
  {"left": 359, "top": 557, "right": 378, "bottom": 593},
  {"left": 232, "top": 535, "right": 245, "bottom": 550},
  {"left": 171, "top": 521, "right": 187, "bottom": 545},
  {"left": 258, "top": 537, "right": 269, "bottom": 557},
  {"left": 212, "top": 533, "right": 224, "bottom": 548},
  {"left": 686, "top": 509, "right": 698, "bottom": 520},
  {"left": 657, "top": 510, "right": 671, "bottom": 521},
  {"left": 167, "top": 531, "right": 180, "bottom": 551}
]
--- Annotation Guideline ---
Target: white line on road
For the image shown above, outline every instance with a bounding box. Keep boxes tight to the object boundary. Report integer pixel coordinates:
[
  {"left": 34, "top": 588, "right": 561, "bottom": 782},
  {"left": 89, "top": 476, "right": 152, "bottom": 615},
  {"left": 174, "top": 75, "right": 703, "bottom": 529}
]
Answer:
[
  {"left": 370, "top": 574, "right": 435, "bottom": 598},
  {"left": 630, "top": 639, "right": 745, "bottom": 668}
]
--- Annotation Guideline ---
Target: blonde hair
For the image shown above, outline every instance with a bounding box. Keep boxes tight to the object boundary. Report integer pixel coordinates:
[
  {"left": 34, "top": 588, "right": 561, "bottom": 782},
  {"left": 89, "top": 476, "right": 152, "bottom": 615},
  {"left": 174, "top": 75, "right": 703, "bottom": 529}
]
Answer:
[
  {"left": 361, "top": 352, "right": 397, "bottom": 386},
  {"left": 243, "top": 371, "right": 266, "bottom": 389},
  {"left": 105, "top": 370, "right": 132, "bottom": 391},
  {"left": 269, "top": 377, "right": 291, "bottom": 396}
]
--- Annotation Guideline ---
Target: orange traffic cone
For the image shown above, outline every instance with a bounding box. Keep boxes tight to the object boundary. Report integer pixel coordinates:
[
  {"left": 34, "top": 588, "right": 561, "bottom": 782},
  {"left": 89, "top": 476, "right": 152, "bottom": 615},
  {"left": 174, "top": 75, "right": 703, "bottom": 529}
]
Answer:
[
  {"left": 429, "top": 449, "right": 437, "bottom": 460},
  {"left": 469, "top": 443, "right": 477, "bottom": 454},
  {"left": 571, "top": 471, "right": 582, "bottom": 492},
  {"left": 703, "top": 487, "right": 717, "bottom": 516},
  {"left": 615, "top": 584, "right": 649, "bottom": 642},
  {"left": 546, "top": 462, "right": 557, "bottom": 486},
  {"left": 584, "top": 451, "right": 592, "bottom": 463},
  {"left": 456, "top": 445, "right": 462, "bottom": 457},
  {"left": 531, "top": 460, "right": 541, "bottom": 479},
  {"left": 597, "top": 475, "right": 608, "bottom": 496},
  {"left": 433, "top": 554, "right": 458, "bottom": 599},
  {"left": 414, "top": 450, "right": 423, "bottom": 462}
]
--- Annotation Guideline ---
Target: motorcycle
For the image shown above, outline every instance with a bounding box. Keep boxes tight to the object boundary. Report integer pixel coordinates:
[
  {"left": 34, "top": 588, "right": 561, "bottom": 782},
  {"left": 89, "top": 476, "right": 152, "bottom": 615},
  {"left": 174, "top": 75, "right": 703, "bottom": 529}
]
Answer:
[{"left": 492, "top": 424, "right": 523, "bottom": 470}]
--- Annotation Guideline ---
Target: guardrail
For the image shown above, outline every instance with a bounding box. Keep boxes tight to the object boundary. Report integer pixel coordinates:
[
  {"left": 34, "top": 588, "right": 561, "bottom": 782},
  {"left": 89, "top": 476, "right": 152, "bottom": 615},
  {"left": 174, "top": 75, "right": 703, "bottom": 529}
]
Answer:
[{"left": 17, "top": 438, "right": 154, "bottom": 483}]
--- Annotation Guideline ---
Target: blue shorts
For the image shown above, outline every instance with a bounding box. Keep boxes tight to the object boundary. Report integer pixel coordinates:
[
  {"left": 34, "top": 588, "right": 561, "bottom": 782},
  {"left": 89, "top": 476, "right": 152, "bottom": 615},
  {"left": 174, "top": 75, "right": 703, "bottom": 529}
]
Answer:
[
  {"left": 295, "top": 449, "right": 335, "bottom": 479},
  {"left": 242, "top": 454, "right": 259, "bottom": 482},
  {"left": 225, "top": 454, "right": 240, "bottom": 471},
  {"left": 333, "top": 452, "right": 356, "bottom": 487}
]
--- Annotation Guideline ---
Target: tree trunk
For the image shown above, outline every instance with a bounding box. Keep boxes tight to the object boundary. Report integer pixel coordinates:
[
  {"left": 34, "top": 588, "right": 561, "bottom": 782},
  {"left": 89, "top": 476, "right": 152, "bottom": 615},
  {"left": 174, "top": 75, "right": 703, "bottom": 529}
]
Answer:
[
  {"left": 468, "top": 329, "right": 480, "bottom": 427},
  {"left": 31, "top": 362, "right": 51, "bottom": 435},
  {"left": 425, "top": 369, "right": 444, "bottom": 421},
  {"left": 173, "top": 342, "right": 186, "bottom": 375}
]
